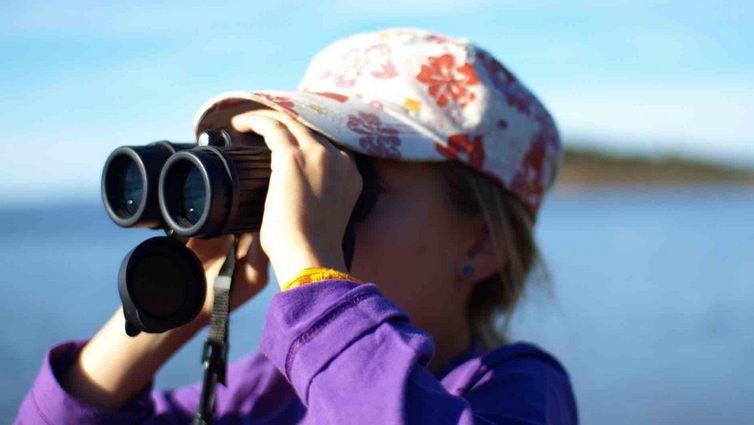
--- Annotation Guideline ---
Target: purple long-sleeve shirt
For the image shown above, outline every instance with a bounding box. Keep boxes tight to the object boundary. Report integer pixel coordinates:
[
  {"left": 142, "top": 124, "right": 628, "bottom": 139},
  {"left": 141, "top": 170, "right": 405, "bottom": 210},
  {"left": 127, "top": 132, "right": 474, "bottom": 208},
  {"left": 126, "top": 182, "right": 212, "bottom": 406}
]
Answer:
[{"left": 16, "top": 280, "right": 578, "bottom": 424}]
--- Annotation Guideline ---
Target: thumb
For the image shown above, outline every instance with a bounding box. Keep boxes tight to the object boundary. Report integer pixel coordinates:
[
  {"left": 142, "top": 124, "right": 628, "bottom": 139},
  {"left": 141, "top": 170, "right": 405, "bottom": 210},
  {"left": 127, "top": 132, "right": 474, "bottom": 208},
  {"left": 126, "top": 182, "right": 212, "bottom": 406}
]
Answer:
[
  {"left": 186, "top": 235, "right": 235, "bottom": 291},
  {"left": 229, "top": 232, "right": 270, "bottom": 311}
]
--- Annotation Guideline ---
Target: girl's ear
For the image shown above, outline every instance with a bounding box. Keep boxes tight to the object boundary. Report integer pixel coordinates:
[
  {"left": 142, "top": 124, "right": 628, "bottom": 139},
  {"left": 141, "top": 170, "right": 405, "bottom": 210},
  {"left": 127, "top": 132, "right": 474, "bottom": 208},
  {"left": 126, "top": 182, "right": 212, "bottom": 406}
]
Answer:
[{"left": 457, "top": 224, "right": 506, "bottom": 285}]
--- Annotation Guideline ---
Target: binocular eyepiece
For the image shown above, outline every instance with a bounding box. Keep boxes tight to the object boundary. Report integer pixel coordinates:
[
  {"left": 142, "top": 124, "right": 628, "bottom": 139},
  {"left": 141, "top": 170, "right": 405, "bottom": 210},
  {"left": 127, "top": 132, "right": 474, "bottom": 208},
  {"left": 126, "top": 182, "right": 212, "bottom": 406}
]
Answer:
[{"left": 102, "top": 129, "right": 377, "bottom": 336}]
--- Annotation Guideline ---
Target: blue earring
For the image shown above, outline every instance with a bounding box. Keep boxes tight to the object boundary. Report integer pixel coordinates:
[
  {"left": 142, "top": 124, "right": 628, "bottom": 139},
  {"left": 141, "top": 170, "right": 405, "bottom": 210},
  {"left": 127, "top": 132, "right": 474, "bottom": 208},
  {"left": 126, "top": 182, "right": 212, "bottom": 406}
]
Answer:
[{"left": 462, "top": 265, "right": 474, "bottom": 277}]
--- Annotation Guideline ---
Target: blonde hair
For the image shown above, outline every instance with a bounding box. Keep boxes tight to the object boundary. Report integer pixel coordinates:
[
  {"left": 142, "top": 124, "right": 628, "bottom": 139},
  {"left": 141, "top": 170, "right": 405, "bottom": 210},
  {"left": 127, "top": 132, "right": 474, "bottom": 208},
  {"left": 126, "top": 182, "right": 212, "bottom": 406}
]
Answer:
[{"left": 438, "top": 162, "right": 542, "bottom": 350}]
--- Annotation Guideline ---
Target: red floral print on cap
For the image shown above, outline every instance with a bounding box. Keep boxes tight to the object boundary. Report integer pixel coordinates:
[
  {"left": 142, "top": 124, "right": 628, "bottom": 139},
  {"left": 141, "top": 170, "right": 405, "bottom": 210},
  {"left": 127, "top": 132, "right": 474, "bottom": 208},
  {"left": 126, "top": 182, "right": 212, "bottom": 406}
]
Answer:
[
  {"left": 436, "top": 134, "right": 486, "bottom": 170},
  {"left": 307, "top": 91, "right": 350, "bottom": 103},
  {"left": 417, "top": 54, "right": 479, "bottom": 108},
  {"left": 510, "top": 136, "right": 546, "bottom": 214}
]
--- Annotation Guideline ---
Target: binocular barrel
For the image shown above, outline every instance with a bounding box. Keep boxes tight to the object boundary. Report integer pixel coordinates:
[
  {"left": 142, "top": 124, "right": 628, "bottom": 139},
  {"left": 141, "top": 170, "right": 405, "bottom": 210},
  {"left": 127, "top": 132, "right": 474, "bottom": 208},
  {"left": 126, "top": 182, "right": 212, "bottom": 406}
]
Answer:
[
  {"left": 159, "top": 145, "right": 272, "bottom": 238},
  {"left": 102, "top": 132, "right": 270, "bottom": 238}
]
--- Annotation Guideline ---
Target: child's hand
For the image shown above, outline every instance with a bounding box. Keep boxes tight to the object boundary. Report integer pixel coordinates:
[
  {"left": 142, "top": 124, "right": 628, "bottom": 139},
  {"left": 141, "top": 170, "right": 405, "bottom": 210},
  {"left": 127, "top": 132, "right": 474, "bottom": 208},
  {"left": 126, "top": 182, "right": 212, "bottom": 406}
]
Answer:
[
  {"left": 187, "top": 232, "right": 269, "bottom": 322},
  {"left": 230, "top": 109, "right": 363, "bottom": 287}
]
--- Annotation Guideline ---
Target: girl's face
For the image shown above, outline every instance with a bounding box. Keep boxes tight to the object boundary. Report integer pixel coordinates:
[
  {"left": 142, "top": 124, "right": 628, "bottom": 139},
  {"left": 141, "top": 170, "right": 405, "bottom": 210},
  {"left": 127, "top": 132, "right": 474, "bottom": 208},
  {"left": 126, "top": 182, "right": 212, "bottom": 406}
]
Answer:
[{"left": 349, "top": 159, "right": 482, "bottom": 335}]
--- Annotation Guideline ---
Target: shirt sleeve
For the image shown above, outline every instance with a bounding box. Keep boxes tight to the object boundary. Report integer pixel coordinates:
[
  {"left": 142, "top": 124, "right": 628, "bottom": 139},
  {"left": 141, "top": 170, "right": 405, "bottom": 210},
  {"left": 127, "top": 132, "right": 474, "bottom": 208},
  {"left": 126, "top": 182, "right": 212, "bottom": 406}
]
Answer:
[
  {"left": 15, "top": 340, "right": 302, "bottom": 424},
  {"left": 260, "top": 279, "right": 578, "bottom": 425},
  {"left": 15, "top": 341, "right": 158, "bottom": 424}
]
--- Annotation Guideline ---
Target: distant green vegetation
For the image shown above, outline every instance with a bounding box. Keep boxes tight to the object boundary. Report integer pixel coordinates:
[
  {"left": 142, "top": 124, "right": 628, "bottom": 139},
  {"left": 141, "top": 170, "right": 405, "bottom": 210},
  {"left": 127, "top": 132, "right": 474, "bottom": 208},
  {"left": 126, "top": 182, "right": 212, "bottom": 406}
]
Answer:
[{"left": 557, "top": 147, "right": 754, "bottom": 186}]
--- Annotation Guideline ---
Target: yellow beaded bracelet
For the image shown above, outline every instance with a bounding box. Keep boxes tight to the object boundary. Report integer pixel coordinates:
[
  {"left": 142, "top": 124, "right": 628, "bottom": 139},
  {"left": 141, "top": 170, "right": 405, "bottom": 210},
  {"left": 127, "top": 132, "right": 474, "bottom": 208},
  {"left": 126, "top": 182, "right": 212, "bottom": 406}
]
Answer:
[{"left": 281, "top": 267, "right": 361, "bottom": 291}]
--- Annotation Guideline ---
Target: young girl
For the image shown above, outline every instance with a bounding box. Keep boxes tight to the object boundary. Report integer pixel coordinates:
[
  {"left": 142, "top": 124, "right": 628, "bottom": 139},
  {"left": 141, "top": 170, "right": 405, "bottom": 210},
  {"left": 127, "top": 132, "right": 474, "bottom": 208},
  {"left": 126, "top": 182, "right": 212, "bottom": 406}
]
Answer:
[{"left": 17, "top": 29, "right": 577, "bottom": 424}]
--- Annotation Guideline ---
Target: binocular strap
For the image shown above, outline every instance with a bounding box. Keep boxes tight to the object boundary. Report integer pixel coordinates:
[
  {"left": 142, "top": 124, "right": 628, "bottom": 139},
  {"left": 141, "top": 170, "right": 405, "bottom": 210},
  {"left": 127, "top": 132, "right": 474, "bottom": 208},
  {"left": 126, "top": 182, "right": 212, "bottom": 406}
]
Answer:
[{"left": 193, "top": 239, "right": 236, "bottom": 425}]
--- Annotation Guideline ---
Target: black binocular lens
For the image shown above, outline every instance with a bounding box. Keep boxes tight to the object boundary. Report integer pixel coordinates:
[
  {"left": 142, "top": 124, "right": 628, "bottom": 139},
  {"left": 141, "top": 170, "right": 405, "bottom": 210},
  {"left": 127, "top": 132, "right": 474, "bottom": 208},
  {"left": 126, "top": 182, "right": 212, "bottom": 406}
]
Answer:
[
  {"left": 103, "top": 152, "right": 147, "bottom": 221},
  {"left": 180, "top": 166, "right": 207, "bottom": 226},
  {"left": 121, "top": 160, "right": 144, "bottom": 216},
  {"left": 160, "top": 150, "right": 222, "bottom": 236}
]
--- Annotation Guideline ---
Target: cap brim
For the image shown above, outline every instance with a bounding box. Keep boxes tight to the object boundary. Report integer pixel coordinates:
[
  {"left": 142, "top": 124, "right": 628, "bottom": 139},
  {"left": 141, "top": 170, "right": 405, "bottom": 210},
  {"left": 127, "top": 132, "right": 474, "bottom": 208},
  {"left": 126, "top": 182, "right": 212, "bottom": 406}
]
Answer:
[{"left": 194, "top": 90, "right": 448, "bottom": 161}]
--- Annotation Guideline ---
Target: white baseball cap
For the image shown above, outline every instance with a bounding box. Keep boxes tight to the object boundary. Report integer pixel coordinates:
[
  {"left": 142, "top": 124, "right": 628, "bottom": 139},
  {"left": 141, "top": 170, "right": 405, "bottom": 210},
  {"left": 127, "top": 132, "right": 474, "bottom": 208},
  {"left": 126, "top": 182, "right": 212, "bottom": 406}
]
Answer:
[{"left": 194, "top": 28, "right": 561, "bottom": 216}]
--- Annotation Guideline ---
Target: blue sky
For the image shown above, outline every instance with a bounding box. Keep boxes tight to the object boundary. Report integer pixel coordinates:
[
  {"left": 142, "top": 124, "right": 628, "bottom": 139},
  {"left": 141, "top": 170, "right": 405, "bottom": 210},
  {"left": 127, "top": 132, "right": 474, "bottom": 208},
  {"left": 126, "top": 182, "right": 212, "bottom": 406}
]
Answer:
[{"left": 1, "top": 0, "right": 752, "bottom": 204}]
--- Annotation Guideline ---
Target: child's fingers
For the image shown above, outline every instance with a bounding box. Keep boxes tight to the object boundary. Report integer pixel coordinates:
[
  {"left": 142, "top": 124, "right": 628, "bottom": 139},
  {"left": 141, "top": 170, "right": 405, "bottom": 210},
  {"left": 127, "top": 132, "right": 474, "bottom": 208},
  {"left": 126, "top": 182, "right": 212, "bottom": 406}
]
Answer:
[
  {"left": 242, "top": 109, "right": 339, "bottom": 154},
  {"left": 230, "top": 112, "right": 299, "bottom": 151}
]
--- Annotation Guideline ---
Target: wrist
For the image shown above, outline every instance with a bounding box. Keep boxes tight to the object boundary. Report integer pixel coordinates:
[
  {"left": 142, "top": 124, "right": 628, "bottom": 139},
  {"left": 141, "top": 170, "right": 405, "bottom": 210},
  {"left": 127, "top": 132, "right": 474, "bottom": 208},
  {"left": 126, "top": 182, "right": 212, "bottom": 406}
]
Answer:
[
  {"left": 63, "top": 308, "right": 207, "bottom": 410},
  {"left": 270, "top": 244, "right": 347, "bottom": 288},
  {"left": 282, "top": 267, "right": 361, "bottom": 291}
]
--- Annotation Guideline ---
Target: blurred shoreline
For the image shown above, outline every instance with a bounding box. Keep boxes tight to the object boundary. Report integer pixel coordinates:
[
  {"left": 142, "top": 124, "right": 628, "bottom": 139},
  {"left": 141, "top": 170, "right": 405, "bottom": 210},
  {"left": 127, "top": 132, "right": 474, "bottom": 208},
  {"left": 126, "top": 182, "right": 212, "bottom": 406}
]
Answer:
[
  {"left": 2, "top": 146, "right": 754, "bottom": 211},
  {"left": 555, "top": 146, "right": 754, "bottom": 189}
]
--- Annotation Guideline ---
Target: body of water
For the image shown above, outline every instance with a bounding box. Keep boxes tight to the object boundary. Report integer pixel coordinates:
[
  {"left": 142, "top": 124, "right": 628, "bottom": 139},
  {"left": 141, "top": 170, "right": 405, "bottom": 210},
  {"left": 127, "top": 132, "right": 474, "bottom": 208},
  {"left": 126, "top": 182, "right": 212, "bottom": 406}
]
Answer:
[{"left": 1, "top": 187, "right": 752, "bottom": 424}]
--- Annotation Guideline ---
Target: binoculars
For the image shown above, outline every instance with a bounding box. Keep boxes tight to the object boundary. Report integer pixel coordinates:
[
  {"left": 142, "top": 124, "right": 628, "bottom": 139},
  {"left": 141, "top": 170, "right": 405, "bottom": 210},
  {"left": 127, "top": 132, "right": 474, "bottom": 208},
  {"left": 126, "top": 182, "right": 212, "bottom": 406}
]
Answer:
[{"left": 102, "top": 129, "right": 377, "bottom": 336}]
